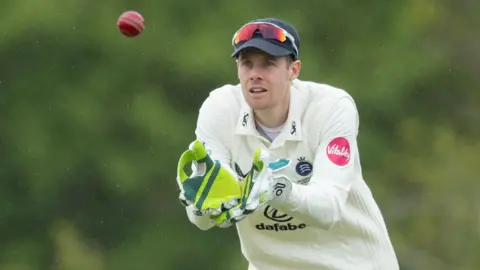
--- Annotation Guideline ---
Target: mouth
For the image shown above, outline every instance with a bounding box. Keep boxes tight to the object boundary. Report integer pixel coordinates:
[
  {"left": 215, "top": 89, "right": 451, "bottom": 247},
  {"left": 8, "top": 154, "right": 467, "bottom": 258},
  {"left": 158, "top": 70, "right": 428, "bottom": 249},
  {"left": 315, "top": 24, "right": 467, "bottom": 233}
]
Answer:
[{"left": 248, "top": 87, "right": 267, "bottom": 94}]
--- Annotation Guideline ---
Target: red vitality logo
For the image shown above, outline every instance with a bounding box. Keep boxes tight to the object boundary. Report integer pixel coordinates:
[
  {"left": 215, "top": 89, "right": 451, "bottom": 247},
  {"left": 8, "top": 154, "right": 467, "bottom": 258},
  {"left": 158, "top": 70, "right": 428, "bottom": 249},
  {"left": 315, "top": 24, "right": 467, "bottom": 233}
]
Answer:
[{"left": 326, "top": 137, "right": 351, "bottom": 166}]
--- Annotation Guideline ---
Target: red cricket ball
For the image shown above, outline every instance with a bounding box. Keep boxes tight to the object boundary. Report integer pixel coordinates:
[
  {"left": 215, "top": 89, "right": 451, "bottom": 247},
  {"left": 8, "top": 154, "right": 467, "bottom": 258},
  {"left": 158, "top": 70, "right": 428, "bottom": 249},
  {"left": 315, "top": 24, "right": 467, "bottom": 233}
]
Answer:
[{"left": 117, "top": 11, "right": 145, "bottom": 37}]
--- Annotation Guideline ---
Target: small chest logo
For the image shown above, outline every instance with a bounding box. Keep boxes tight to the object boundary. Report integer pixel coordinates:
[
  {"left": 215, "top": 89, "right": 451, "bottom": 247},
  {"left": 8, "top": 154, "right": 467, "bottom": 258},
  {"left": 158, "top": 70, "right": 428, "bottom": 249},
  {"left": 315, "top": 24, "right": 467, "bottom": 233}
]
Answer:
[
  {"left": 242, "top": 112, "right": 249, "bottom": 127},
  {"left": 295, "top": 157, "right": 313, "bottom": 176}
]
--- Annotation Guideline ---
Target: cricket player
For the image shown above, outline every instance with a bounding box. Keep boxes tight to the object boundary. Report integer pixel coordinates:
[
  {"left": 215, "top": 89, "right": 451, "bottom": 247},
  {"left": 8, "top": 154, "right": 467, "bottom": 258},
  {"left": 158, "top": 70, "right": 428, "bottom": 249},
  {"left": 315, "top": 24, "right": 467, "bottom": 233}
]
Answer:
[{"left": 176, "top": 18, "right": 399, "bottom": 270}]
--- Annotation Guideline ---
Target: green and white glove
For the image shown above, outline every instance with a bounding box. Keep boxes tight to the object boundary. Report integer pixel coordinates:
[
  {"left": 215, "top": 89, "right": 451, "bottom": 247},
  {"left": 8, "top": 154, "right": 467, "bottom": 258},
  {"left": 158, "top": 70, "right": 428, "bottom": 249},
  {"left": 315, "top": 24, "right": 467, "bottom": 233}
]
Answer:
[
  {"left": 213, "top": 150, "right": 294, "bottom": 228},
  {"left": 176, "top": 140, "right": 242, "bottom": 216}
]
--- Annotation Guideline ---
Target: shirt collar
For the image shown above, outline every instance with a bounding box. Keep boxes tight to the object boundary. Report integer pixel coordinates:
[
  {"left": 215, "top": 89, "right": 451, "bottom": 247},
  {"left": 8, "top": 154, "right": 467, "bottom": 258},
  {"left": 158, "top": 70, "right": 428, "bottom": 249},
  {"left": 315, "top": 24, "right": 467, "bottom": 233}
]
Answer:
[{"left": 234, "top": 83, "right": 304, "bottom": 142}]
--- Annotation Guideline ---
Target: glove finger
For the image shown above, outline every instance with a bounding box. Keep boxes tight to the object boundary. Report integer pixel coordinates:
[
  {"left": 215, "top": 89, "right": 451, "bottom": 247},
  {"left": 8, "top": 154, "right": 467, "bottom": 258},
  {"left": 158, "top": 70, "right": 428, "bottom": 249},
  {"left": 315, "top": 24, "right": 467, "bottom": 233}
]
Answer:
[
  {"left": 221, "top": 198, "right": 241, "bottom": 210},
  {"left": 179, "top": 193, "right": 193, "bottom": 207},
  {"left": 196, "top": 197, "right": 240, "bottom": 216},
  {"left": 213, "top": 206, "right": 246, "bottom": 228},
  {"left": 196, "top": 204, "right": 225, "bottom": 216},
  {"left": 190, "top": 140, "right": 213, "bottom": 163},
  {"left": 201, "top": 206, "right": 222, "bottom": 216},
  {"left": 242, "top": 168, "right": 269, "bottom": 212},
  {"left": 179, "top": 198, "right": 191, "bottom": 207},
  {"left": 192, "top": 207, "right": 204, "bottom": 216},
  {"left": 217, "top": 219, "right": 234, "bottom": 228},
  {"left": 217, "top": 215, "right": 247, "bottom": 228},
  {"left": 230, "top": 212, "right": 247, "bottom": 223},
  {"left": 243, "top": 200, "right": 260, "bottom": 214}
]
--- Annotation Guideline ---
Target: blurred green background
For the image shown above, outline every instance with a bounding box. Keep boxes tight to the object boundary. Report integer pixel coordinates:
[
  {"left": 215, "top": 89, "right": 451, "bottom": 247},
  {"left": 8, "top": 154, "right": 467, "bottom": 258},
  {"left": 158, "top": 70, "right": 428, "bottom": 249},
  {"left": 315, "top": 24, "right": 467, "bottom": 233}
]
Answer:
[{"left": 1, "top": 0, "right": 479, "bottom": 269}]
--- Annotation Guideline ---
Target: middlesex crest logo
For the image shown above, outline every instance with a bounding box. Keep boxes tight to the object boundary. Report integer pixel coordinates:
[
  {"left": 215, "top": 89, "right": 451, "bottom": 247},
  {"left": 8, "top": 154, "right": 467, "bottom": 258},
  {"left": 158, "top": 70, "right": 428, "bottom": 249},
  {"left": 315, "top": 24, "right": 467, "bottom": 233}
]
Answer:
[
  {"left": 326, "top": 137, "right": 351, "bottom": 166},
  {"left": 295, "top": 157, "right": 313, "bottom": 177}
]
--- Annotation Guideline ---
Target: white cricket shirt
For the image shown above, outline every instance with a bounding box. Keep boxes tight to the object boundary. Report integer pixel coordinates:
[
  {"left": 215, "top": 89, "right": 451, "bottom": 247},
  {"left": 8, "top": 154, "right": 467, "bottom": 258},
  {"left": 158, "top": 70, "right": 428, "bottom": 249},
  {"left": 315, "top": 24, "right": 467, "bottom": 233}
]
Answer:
[{"left": 185, "top": 79, "right": 399, "bottom": 270}]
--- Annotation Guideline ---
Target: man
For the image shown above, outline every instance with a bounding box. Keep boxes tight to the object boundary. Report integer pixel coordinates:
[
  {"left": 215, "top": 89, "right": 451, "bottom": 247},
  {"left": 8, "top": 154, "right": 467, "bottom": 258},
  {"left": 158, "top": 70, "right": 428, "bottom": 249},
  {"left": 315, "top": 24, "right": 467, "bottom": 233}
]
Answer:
[{"left": 176, "top": 18, "right": 399, "bottom": 270}]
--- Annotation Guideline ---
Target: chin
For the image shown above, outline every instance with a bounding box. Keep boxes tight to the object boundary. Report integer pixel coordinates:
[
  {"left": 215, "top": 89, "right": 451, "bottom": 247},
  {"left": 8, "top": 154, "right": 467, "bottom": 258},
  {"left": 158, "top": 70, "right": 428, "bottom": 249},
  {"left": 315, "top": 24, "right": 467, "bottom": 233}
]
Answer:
[{"left": 247, "top": 101, "right": 269, "bottom": 111}]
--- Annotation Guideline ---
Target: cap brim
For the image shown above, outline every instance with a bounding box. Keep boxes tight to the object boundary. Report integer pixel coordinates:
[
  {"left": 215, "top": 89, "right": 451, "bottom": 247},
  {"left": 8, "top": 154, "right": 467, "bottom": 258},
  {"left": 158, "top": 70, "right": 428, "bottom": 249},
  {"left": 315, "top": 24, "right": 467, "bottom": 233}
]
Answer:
[{"left": 231, "top": 38, "right": 292, "bottom": 58}]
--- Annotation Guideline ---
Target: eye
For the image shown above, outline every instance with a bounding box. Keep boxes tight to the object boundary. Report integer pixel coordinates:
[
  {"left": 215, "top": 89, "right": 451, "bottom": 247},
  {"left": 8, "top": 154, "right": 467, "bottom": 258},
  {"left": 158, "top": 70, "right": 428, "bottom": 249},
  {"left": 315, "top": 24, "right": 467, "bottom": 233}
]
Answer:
[
  {"left": 267, "top": 61, "right": 276, "bottom": 66},
  {"left": 241, "top": 60, "right": 252, "bottom": 68}
]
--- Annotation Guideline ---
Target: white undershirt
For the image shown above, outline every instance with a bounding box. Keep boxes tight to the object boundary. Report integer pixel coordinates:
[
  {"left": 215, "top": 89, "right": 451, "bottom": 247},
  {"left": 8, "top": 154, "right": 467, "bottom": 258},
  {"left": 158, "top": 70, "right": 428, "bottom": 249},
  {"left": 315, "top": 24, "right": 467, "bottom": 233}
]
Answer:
[{"left": 255, "top": 121, "right": 284, "bottom": 142}]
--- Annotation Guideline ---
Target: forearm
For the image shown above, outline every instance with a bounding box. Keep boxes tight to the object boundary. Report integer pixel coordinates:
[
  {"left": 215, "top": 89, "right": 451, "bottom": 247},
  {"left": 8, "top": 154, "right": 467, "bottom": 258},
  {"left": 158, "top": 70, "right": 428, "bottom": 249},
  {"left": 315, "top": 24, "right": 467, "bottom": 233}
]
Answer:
[
  {"left": 185, "top": 205, "right": 215, "bottom": 231},
  {"left": 269, "top": 181, "right": 349, "bottom": 230}
]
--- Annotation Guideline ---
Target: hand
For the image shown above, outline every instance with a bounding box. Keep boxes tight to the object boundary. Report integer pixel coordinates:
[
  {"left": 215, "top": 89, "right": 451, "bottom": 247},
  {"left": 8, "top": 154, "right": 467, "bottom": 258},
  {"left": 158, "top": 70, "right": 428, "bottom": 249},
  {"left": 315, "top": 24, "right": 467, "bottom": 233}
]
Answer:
[
  {"left": 213, "top": 150, "right": 294, "bottom": 228},
  {"left": 176, "top": 140, "right": 242, "bottom": 216}
]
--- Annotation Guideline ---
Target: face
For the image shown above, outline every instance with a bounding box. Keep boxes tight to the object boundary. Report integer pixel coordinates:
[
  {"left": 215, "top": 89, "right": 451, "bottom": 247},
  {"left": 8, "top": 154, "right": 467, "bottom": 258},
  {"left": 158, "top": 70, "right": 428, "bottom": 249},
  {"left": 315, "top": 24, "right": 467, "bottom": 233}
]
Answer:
[{"left": 237, "top": 48, "right": 301, "bottom": 111}]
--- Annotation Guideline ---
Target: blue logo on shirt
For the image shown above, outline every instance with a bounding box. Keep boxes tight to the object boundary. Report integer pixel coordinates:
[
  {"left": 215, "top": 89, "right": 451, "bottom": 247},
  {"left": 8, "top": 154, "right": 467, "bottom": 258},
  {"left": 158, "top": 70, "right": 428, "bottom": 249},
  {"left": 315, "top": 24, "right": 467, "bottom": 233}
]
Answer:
[
  {"left": 268, "top": 159, "right": 290, "bottom": 171},
  {"left": 295, "top": 157, "right": 313, "bottom": 176}
]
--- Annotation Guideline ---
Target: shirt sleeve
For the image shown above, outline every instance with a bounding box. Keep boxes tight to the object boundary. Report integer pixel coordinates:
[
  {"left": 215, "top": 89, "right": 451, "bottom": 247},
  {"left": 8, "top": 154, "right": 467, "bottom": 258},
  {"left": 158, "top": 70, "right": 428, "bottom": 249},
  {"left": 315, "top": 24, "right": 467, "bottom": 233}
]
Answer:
[
  {"left": 184, "top": 94, "right": 233, "bottom": 230},
  {"left": 269, "top": 97, "right": 360, "bottom": 231}
]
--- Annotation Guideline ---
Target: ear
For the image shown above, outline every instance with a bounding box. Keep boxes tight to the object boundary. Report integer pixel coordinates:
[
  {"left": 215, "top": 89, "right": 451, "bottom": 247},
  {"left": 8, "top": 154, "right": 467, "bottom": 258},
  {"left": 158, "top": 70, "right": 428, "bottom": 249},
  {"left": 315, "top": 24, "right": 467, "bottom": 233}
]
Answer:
[{"left": 290, "top": 60, "right": 301, "bottom": 80}]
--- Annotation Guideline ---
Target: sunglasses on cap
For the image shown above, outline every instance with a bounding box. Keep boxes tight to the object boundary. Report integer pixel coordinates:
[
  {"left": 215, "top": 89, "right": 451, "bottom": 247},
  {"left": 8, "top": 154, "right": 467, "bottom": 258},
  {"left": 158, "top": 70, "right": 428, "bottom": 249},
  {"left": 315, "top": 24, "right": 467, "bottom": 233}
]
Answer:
[{"left": 232, "top": 22, "right": 299, "bottom": 57}]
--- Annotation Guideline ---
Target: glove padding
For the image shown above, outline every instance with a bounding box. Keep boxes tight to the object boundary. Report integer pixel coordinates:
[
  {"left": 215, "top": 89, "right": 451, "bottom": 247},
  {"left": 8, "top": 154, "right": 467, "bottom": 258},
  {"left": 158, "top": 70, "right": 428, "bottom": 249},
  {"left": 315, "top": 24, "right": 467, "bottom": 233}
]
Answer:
[
  {"left": 176, "top": 140, "right": 242, "bottom": 216},
  {"left": 213, "top": 149, "right": 293, "bottom": 228}
]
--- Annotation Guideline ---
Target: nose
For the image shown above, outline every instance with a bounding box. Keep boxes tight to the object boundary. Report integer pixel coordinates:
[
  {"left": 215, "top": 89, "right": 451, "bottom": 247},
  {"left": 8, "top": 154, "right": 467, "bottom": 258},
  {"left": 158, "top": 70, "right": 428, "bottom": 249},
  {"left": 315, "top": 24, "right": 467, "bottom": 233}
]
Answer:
[{"left": 249, "top": 66, "right": 263, "bottom": 81}]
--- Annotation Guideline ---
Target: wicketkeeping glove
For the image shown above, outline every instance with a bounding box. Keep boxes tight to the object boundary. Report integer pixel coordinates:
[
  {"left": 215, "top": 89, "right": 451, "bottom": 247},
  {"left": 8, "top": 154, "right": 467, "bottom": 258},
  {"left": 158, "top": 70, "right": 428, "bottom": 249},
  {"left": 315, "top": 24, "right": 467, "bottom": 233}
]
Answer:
[
  {"left": 213, "top": 149, "right": 294, "bottom": 228},
  {"left": 176, "top": 140, "right": 242, "bottom": 216}
]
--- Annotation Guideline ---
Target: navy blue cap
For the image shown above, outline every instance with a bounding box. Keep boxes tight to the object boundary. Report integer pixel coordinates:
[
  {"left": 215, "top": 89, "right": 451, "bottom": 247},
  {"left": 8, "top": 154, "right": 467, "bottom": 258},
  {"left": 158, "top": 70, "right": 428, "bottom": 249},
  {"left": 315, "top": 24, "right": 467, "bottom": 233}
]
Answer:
[{"left": 231, "top": 18, "right": 300, "bottom": 60}]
